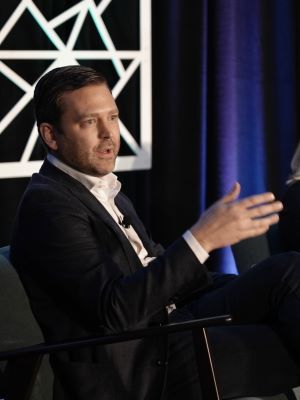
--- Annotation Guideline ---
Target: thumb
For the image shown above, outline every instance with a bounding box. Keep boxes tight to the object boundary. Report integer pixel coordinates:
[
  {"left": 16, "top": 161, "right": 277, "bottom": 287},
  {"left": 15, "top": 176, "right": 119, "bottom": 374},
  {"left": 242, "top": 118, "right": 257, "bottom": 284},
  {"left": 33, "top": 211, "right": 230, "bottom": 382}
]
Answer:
[{"left": 221, "top": 182, "right": 241, "bottom": 204}]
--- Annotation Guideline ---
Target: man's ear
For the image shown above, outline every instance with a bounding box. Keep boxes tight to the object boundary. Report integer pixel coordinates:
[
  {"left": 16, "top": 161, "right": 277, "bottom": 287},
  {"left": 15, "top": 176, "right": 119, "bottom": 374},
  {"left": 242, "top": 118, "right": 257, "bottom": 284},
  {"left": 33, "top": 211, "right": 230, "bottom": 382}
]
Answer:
[{"left": 39, "top": 123, "right": 59, "bottom": 151}]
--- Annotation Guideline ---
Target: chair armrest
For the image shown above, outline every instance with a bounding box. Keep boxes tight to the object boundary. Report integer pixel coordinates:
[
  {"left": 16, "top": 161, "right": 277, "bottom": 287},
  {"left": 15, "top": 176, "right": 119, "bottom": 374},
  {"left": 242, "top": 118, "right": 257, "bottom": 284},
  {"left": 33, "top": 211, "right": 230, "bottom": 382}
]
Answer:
[
  {"left": 0, "top": 314, "right": 232, "bottom": 360},
  {"left": 0, "top": 315, "right": 232, "bottom": 400}
]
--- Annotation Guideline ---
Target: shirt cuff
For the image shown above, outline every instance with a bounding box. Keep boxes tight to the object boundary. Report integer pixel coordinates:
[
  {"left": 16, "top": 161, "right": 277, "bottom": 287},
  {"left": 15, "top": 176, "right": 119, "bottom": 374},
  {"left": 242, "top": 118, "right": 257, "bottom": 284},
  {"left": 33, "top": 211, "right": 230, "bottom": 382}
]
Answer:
[{"left": 182, "top": 230, "right": 209, "bottom": 264}]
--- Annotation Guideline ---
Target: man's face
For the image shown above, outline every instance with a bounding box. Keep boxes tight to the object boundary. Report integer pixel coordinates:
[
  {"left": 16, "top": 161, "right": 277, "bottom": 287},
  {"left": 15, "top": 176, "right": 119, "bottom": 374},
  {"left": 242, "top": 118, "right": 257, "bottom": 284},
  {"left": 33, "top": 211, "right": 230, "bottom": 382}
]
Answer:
[{"left": 48, "top": 83, "right": 120, "bottom": 177}]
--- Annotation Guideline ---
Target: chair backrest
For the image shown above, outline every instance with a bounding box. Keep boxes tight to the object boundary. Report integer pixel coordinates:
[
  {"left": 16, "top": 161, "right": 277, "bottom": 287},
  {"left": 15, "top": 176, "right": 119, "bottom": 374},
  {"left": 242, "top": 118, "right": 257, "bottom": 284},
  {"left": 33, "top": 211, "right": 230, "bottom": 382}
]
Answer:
[
  {"left": 231, "top": 235, "right": 271, "bottom": 274},
  {"left": 232, "top": 224, "right": 285, "bottom": 275},
  {"left": 0, "top": 246, "right": 44, "bottom": 348},
  {"left": 0, "top": 246, "right": 53, "bottom": 400}
]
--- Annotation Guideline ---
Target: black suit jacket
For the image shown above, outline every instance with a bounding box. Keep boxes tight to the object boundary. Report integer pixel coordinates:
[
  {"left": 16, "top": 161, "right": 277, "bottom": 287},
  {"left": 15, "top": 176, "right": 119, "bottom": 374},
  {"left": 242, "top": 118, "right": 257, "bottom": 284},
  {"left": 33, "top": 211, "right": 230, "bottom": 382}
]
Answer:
[{"left": 10, "top": 160, "right": 210, "bottom": 400}]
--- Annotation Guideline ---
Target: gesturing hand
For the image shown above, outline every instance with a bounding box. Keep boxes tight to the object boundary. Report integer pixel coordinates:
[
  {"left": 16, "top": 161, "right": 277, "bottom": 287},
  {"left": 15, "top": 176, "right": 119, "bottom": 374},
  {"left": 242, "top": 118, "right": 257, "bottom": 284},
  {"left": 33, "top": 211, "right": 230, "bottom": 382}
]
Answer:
[{"left": 190, "top": 182, "right": 283, "bottom": 253}]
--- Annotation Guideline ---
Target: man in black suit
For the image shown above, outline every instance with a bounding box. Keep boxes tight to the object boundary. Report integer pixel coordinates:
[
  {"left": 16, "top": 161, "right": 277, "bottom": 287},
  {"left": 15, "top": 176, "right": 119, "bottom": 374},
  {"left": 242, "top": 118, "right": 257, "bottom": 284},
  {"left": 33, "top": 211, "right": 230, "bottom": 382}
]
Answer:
[{"left": 10, "top": 65, "right": 300, "bottom": 400}]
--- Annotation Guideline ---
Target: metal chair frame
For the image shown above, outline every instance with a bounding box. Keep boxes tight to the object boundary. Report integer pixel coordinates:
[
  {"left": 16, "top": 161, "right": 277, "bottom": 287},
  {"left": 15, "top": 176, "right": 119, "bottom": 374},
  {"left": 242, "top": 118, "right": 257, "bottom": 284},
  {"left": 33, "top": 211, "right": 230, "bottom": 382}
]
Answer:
[{"left": 0, "top": 315, "right": 232, "bottom": 400}]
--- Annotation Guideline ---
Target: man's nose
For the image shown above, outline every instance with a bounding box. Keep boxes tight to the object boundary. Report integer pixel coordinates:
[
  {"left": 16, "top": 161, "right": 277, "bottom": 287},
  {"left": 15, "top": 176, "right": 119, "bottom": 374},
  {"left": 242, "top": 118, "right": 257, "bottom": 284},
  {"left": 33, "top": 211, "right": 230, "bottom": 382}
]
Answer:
[{"left": 97, "top": 122, "right": 112, "bottom": 139}]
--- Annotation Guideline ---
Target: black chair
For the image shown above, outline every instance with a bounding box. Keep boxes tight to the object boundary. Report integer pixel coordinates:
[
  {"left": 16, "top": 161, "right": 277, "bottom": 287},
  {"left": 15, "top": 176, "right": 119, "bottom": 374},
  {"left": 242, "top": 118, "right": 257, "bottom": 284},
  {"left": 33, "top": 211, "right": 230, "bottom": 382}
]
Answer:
[
  {"left": 0, "top": 246, "right": 53, "bottom": 400},
  {"left": 1, "top": 245, "right": 300, "bottom": 400},
  {"left": 0, "top": 245, "right": 230, "bottom": 400}
]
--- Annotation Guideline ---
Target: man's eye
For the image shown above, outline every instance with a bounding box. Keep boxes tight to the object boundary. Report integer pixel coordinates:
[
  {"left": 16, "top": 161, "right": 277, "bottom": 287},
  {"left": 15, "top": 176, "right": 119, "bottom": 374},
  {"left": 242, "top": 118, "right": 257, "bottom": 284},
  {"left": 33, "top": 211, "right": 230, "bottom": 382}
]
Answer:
[
  {"left": 111, "top": 114, "right": 119, "bottom": 121},
  {"left": 82, "top": 119, "right": 96, "bottom": 126}
]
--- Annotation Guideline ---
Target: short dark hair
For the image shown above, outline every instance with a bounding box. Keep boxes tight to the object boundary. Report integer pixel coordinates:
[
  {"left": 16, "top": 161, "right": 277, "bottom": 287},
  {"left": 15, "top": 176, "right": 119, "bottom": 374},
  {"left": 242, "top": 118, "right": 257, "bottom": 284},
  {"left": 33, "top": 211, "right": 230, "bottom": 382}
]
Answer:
[{"left": 34, "top": 65, "right": 108, "bottom": 128}]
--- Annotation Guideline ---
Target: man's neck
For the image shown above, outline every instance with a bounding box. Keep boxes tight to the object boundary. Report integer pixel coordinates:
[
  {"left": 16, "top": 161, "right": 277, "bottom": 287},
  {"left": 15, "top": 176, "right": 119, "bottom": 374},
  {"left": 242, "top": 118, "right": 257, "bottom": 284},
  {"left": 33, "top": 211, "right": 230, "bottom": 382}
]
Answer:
[{"left": 46, "top": 153, "right": 117, "bottom": 191}]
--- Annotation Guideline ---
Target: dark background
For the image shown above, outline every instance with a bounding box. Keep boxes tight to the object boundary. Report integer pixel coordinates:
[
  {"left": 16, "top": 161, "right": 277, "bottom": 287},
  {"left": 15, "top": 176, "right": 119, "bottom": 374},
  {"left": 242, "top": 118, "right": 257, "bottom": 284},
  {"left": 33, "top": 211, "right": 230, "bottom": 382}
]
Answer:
[{"left": 1, "top": 0, "right": 300, "bottom": 273}]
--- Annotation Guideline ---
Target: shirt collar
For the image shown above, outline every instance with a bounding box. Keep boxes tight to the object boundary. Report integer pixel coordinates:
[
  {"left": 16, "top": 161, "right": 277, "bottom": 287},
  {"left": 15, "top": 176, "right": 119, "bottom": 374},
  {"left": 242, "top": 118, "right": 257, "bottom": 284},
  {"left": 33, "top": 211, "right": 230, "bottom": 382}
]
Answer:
[{"left": 47, "top": 154, "right": 121, "bottom": 202}]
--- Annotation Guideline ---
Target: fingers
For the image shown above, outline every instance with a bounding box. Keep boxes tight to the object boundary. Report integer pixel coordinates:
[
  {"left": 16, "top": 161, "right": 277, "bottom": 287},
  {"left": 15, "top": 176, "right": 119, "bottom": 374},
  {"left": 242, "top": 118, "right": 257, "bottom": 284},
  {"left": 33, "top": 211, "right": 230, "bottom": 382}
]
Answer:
[
  {"left": 257, "top": 212, "right": 280, "bottom": 226},
  {"left": 245, "top": 212, "right": 280, "bottom": 230},
  {"left": 222, "top": 182, "right": 241, "bottom": 203},
  {"left": 219, "top": 187, "right": 282, "bottom": 222},
  {"left": 246, "top": 200, "right": 283, "bottom": 219},
  {"left": 239, "top": 192, "right": 276, "bottom": 208},
  {"left": 192, "top": 185, "right": 283, "bottom": 253},
  {"left": 239, "top": 213, "right": 280, "bottom": 238}
]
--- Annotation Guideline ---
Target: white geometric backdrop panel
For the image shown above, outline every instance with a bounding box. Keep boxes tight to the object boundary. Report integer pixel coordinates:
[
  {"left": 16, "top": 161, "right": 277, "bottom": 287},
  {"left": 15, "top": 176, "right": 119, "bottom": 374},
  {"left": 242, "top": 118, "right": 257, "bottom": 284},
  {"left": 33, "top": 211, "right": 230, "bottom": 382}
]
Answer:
[{"left": 0, "top": 0, "right": 152, "bottom": 178}]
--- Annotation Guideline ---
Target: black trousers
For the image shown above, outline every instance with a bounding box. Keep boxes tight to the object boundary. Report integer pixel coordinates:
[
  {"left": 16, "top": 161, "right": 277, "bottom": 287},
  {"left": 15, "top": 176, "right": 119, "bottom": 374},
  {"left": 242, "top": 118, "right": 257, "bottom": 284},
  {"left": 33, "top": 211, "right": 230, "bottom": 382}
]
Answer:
[{"left": 163, "top": 252, "right": 300, "bottom": 399}]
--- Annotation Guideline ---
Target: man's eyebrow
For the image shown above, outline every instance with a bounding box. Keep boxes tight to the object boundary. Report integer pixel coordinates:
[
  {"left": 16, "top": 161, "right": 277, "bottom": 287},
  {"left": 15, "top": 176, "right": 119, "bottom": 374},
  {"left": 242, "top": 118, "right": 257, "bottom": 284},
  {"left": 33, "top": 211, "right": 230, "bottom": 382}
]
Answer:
[
  {"left": 109, "top": 108, "right": 119, "bottom": 114},
  {"left": 77, "top": 109, "right": 119, "bottom": 119}
]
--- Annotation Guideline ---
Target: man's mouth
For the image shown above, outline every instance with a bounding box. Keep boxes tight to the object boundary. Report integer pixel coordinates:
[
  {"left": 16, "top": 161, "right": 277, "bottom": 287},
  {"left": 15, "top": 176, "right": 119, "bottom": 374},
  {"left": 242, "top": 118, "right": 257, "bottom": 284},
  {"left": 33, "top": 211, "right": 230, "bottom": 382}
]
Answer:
[{"left": 96, "top": 146, "right": 114, "bottom": 157}]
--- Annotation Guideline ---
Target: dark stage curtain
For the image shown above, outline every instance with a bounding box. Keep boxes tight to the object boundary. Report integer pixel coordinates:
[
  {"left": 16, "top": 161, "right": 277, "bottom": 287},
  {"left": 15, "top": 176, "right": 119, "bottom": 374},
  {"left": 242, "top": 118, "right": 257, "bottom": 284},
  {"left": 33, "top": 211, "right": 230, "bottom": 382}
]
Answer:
[
  {"left": 151, "top": 0, "right": 300, "bottom": 272},
  {"left": 1, "top": 0, "right": 300, "bottom": 273}
]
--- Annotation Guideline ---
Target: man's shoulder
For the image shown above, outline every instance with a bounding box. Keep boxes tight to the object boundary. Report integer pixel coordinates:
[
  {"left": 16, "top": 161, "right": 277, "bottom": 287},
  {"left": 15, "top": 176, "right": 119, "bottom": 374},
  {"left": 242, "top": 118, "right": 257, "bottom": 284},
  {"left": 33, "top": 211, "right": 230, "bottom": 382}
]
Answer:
[
  {"left": 26, "top": 160, "right": 87, "bottom": 199},
  {"left": 24, "top": 171, "right": 71, "bottom": 201},
  {"left": 19, "top": 169, "right": 88, "bottom": 217}
]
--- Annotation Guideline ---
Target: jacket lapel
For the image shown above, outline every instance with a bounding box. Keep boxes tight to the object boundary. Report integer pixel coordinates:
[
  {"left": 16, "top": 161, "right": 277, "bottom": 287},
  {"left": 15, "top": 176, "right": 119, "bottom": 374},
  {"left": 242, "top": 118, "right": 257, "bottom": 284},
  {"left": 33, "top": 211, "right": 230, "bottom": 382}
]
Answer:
[
  {"left": 38, "top": 160, "right": 142, "bottom": 273},
  {"left": 115, "top": 193, "right": 155, "bottom": 255}
]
